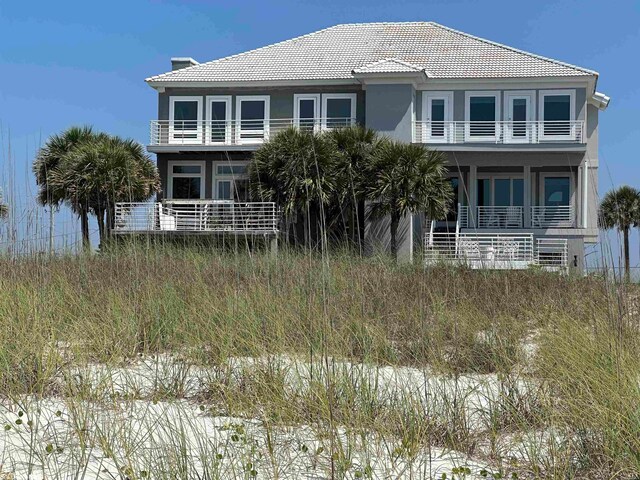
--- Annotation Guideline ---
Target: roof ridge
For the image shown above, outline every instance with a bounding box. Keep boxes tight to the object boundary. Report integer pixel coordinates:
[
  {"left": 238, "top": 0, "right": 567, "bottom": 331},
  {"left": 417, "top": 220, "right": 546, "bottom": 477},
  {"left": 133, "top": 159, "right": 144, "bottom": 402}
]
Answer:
[
  {"left": 146, "top": 24, "right": 343, "bottom": 82},
  {"left": 428, "top": 22, "right": 598, "bottom": 77}
]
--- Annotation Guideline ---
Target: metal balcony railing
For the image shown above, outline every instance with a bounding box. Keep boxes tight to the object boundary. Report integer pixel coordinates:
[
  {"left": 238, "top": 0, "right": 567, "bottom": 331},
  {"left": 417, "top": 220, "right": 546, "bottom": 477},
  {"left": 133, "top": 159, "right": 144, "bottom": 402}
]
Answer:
[
  {"left": 531, "top": 206, "right": 574, "bottom": 228},
  {"left": 413, "top": 120, "right": 585, "bottom": 145},
  {"left": 114, "top": 201, "right": 279, "bottom": 234},
  {"left": 150, "top": 118, "right": 356, "bottom": 146}
]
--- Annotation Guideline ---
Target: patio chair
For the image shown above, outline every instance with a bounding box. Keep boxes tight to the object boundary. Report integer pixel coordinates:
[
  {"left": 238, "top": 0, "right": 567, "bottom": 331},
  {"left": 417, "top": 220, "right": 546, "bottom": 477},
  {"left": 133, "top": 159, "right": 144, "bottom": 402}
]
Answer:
[
  {"left": 158, "top": 203, "right": 177, "bottom": 231},
  {"left": 505, "top": 207, "right": 522, "bottom": 228}
]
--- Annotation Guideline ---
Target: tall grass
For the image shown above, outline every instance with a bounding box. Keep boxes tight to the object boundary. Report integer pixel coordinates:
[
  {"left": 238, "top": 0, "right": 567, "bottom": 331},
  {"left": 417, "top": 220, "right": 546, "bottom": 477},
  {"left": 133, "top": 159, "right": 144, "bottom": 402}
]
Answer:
[{"left": 0, "top": 243, "right": 638, "bottom": 478}]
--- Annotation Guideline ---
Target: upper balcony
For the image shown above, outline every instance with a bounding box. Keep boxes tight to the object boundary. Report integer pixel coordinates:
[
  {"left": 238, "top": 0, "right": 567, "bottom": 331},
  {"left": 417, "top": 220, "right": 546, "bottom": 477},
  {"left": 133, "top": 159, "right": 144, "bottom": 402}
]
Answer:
[
  {"left": 413, "top": 121, "right": 585, "bottom": 148},
  {"left": 148, "top": 118, "right": 355, "bottom": 150}
]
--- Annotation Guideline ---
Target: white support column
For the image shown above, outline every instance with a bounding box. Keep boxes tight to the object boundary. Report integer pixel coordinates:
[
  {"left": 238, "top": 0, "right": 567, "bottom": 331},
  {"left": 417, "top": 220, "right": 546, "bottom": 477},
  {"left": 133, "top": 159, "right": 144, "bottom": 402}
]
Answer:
[
  {"left": 468, "top": 165, "right": 477, "bottom": 228},
  {"left": 523, "top": 165, "right": 531, "bottom": 228},
  {"left": 582, "top": 159, "right": 589, "bottom": 228}
]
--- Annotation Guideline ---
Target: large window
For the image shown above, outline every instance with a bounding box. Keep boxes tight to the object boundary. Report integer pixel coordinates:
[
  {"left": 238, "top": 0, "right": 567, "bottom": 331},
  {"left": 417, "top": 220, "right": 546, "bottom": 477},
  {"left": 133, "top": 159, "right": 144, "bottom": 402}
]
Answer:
[
  {"left": 543, "top": 176, "right": 571, "bottom": 206},
  {"left": 539, "top": 90, "right": 575, "bottom": 139},
  {"left": 294, "top": 94, "right": 320, "bottom": 131},
  {"left": 465, "top": 92, "right": 500, "bottom": 140},
  {"left": 206, "top": 95, "right": 231, "bottom": 144},
  {"left": 167, "top": 161, "right": 205, "bottom": 199},
  {"left": 169, "top": 97, "right": 203, "bottom": 144},
  {"left": 322, "top": 93, "right": 356, "bottom": 129},
  {"left": 422, "top": 92, "right": 453, "bottom": 142},
  {"left": 236, "top": 96, "right": 270, "bottom": 144},
  {"left": 214, "top": 163, "right": 249, "bottom": 201},
  {"left": 477, "top": 177, "right": 524, "bottom": 207}
]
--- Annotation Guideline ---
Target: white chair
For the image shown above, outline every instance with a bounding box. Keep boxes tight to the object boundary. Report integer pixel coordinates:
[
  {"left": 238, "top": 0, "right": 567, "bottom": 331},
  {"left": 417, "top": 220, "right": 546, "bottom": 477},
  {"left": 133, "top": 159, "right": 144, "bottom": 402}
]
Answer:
[
  {"left": 158, "top": 203, "right": 177, "bottom": 231},
  {"left": 505, "top": 207, "right": 522, "bottom": 228}
]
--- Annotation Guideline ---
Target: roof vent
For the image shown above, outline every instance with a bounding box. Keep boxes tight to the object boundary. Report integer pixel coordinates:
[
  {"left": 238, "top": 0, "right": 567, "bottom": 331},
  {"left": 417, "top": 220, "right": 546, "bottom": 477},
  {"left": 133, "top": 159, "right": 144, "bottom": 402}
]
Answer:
[{"left": 171, "top": 57, "right": 199, "bottom": 71}]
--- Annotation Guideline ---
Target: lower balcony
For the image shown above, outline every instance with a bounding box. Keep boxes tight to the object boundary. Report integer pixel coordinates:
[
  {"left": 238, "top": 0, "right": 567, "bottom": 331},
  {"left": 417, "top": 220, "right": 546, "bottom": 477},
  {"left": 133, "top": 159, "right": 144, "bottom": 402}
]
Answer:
[
  {"left": 458, "top": 205, "right": 575, "bottom": 229},
  {"left": 424, "top": 232, "right": 568, "bottom": 271},
  {"left": 113, "top": 201, "right": 279, "bottom": 235}
]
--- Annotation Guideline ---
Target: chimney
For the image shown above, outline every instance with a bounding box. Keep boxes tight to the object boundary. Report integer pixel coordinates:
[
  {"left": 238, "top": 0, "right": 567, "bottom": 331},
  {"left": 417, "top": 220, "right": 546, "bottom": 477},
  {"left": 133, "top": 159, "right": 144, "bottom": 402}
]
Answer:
[{"left": 171, "top": 57, "right": 199, "bottom": 71}]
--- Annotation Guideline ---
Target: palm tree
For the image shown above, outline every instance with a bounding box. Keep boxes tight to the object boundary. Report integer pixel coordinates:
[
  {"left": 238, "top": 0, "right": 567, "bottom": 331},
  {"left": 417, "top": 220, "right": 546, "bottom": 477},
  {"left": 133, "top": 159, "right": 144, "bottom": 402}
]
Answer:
[
  {"left": 33, "top": 126, "right": 100, "bottom": 248},
  {"left": 363, "top": 140, "right": 452, "bottom": 261},
  {"left": 0, "top": 192, "right": 7, "bottom": 219},
  {"left": 249, "top": 127, "right": 337, "bottom": 246},
  {"left": 599, "top": 185, "right": 640, "bottom": 281},
  {"left": 326, "top": 125, "right": 379, "bottom": 247},
  {"left": 53, "top": 135, "right": 160, "bottom": 247}
]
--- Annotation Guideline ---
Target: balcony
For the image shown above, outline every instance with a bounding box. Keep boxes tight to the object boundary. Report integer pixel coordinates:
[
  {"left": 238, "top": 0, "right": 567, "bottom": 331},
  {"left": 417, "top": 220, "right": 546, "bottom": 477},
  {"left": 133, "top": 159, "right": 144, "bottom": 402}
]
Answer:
[
  {"left": 458, "top": 205, "right": 575, "bottom": 229},
  {"left": 424, "top": 232, "right": 568, "bottom": 271},
  {"left": 149, "top": 118, "right": 356, "bottom": 148},
  {"left": 413, "top": 121, "right": 584, "bottom": 145},
  {"left": 113, "top": 201, "right": 279, "bottom": 235}
]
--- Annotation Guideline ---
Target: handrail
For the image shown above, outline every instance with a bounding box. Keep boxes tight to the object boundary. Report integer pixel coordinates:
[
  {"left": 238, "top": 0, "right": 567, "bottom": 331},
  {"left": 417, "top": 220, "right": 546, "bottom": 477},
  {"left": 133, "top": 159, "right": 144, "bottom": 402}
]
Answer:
[
  {"left": 150, "top": 118, "right": 356, "bottom": 146},
  {"left": 114, "top": 201, "right": 279, "bottom": 234},
  {"left": 413, "top": 120, "right": 585, "bottom": 144}
]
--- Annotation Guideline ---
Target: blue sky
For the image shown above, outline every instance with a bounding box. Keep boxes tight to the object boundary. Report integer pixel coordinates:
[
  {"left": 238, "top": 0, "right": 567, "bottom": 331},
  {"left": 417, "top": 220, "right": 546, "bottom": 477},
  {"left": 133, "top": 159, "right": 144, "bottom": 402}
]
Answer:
[{"left": 0, "top": 0, "right": 638, "bottom": 267}]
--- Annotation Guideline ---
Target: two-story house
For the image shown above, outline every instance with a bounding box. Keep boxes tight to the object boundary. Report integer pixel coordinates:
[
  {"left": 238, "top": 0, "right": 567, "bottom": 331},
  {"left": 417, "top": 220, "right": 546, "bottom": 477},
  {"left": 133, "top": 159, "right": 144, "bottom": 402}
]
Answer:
[{"left": 114, "top": 22, "right": 609, "bottom": 272}]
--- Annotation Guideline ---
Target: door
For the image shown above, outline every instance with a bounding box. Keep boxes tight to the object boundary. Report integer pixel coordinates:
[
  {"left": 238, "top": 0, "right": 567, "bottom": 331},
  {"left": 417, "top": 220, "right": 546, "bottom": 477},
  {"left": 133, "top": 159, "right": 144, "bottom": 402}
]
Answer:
[
  {"left": 422, "top": 92, "right": 452, "bottom": 143},
  {"left": 504, "top": 92, "right": 533, "bottom": 143},
  {"left": 206, "top": 96, "right": 231, "bottom": 144}
]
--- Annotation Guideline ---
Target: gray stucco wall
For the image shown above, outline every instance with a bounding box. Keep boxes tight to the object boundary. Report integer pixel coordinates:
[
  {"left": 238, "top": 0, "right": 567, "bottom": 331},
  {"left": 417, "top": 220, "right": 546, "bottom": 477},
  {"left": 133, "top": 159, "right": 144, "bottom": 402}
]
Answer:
[{"left": 364, "top": 84, "right": 414, "bottom": 141}]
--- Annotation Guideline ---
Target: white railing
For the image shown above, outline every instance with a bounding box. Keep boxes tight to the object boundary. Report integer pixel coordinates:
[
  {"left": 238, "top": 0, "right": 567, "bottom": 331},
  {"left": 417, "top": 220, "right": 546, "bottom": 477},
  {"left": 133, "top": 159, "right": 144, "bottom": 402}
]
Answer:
[
  {"left": 531, "top": 206, "right": 574, "bottom": 228},
  {"left": 458, "top": 204, "right": 469, "bottom": 228},
  {"left": 476, "top": 206, "right": 524, "bottom": 229},
  {"left": 413, "top": 121, "right": 584, "bottom": 145},
  {"left": 425, "top": 232, "right": 535, "bottom": 269},
  {"left": 536, "top": 238, "right": 568, "bottom": 272},
  {"left": 114, "top": 201, "right": 278, "bottom": 234},
  {"left": 150, "top": 118, "right": 356, "bottom": 146}
]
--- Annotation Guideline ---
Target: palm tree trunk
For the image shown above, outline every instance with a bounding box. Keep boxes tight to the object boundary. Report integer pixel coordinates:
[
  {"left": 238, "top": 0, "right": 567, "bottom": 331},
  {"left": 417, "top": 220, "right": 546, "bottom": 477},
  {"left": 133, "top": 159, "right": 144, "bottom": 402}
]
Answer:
[
  {"left": 96, "top": 208, "right": 106, "bottom": 248},
  {"left": 80, "top": 209, "right": 90, "bottom": 251},
  {"left": 624, "top": 226, "right": 630, "bottom": 282},
  {"left": 390, "top": 211, "right": 399, "bottom": 263}
]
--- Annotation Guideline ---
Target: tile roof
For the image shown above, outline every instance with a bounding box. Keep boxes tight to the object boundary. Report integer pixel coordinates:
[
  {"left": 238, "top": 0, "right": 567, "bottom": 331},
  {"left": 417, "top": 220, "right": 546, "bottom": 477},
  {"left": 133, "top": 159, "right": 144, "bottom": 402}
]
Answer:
[{"left": 146, "top": 22, "right": 597, "bottom": 84}]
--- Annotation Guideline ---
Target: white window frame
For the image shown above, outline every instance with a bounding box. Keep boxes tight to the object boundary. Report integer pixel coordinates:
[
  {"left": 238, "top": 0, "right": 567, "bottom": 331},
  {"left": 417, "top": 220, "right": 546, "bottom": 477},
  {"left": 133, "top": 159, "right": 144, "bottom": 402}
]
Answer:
[
  {"left": 205, "top": 95, "right": 232, "bottom": 145},
  {"left": 321, "top": 93, "right": 357, "bottom": 130},
  {"left": 539, "top": 173, "right": 574, "bottom": 207},
  {"left": 465, "top": 91, "right": 501, "bottom": 142},
  {"left": 293, "top": 93, "right": 321, "bottom": 132},
  {"left": 169, "top": 96, "right": 203, "bottom": 145},
  {"left": 421, "top": 91, "right": 454, "bottom": 143},
  {"left": 538, "top": 89, "right": 576, "bottom": 141},
  {"left": 235, "top": 95, "right": 270, "bottom": 144},
  {"left": 167, "top": 161, "right": 206, "bottom": 199},
  {"left": 504, "top": 90, "right": 535, "bottom": 144},
  {"left": 213, "top": 161, "right": 250, "bottom": 201}
]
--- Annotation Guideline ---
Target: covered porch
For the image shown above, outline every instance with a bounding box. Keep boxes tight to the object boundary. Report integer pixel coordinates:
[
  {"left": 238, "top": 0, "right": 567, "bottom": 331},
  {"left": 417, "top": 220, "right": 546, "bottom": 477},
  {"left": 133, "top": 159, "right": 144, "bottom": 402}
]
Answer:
[{"left": 443, "top": 161, "right": 591, "bottom": 231}]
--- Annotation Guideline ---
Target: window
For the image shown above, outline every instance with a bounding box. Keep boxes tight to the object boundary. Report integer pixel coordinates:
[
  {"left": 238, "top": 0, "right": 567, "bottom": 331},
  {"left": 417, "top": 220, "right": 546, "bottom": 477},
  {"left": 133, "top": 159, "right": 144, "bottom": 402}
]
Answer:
[
  {"left": 169, "top": 97, "right": 203, "bottom": 144},
  {"left": 543, "top": 176, "right": 571, "bottom": 207},
  {"left": 236, "top": 96, "right": 270, "bottom": 144},
  {"left": 422, "top": 92, "right": 453, "bottom": 143},
  {"left": 477, "top": 176, "right": 524, "bottom": 206},
  {"left": 206, "top": 96, "right": 231, "bottom": 144},
  {"left": 294, "top": 94, "right": 320, "bottom": 131},
  {"left": 214, "top": 163, "right": 249, "bottom": 201},
  {"left": 168, "top": 161, "right": 205, "bottom": 199},
  {"left": 322, "top": 93, "right": 356, "bottom": 129},
  {"left": 539, "top": 90, "right": 575, "bottom": 139},
  {"left": 446, "top": 176, "right": 460, "bottom": 221},
  {"left": 465, "top": 91, "right": 500, "bottom": 140}
]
